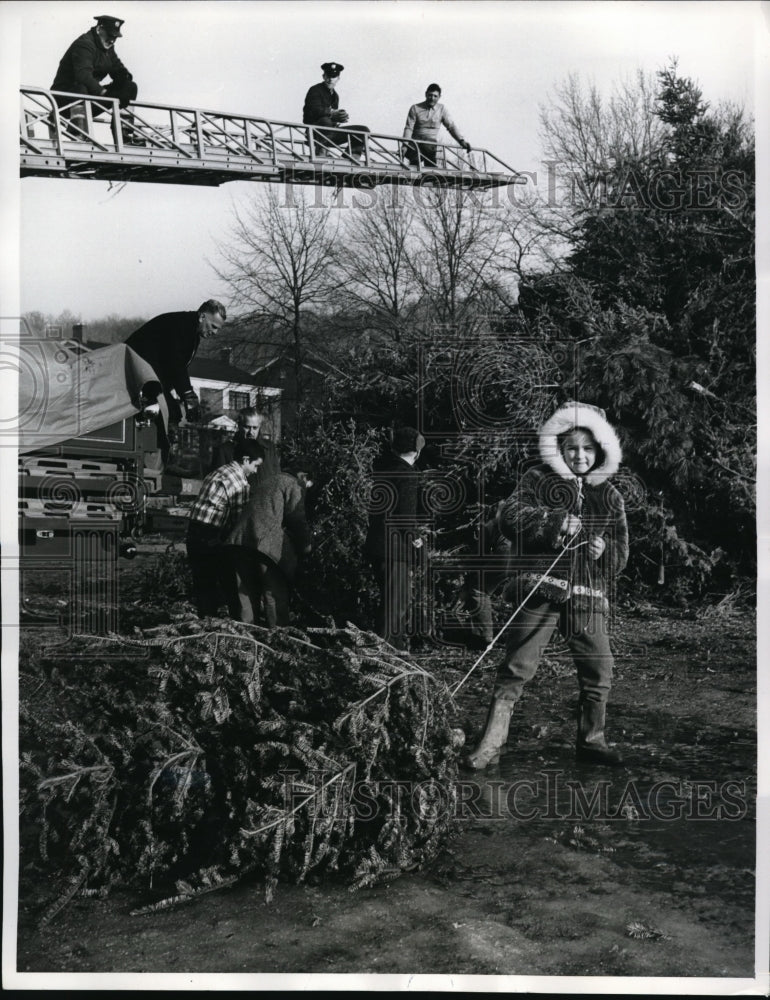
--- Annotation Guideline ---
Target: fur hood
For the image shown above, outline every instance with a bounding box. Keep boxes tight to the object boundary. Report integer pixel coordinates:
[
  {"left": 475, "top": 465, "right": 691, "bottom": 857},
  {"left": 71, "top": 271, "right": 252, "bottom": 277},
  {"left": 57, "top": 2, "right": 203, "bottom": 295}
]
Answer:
[{"left": 538, "top": 401, "right": 622, "bottom": 485}]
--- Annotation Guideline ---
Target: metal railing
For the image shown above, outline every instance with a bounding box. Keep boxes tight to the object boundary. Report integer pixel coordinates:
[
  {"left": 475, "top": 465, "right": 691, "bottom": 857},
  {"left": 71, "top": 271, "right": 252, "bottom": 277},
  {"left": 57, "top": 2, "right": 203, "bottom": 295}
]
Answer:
[{"left": 21, "top": 86, "right": 525, "bottom": 189}]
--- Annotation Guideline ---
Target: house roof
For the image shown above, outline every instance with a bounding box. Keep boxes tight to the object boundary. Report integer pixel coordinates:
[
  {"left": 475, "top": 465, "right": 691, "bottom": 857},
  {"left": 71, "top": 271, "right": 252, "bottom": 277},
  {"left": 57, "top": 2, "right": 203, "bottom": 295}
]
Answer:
[
  {"left": 251, "top": 354, "right": 329, "bottom": 377},
  {"left": 188, "top": 356, "right": 266, "bottom": 386}
]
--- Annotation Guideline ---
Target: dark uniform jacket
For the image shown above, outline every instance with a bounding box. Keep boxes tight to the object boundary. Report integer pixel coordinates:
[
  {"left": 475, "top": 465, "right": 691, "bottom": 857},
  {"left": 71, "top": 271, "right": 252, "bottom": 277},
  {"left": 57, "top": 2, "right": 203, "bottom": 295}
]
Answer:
[
  {"left": 52, "top": 27, "right": 133, "bottom": 95},
  {"left": 303, "top": 82, "right": 339, "bottom": 126},
  {"left": 125, "top": 312, "right": 201, "bottom": 402},
  {"left": 364, "top": 452, "right": 423, "bottom": 564}
]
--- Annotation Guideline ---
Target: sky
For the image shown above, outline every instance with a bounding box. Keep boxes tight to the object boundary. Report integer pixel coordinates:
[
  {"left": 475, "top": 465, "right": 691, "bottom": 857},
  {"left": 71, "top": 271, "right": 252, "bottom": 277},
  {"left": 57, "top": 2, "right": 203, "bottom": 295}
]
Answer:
[{"left": 0, "top": 0, "right": 766, "bottom": 322}]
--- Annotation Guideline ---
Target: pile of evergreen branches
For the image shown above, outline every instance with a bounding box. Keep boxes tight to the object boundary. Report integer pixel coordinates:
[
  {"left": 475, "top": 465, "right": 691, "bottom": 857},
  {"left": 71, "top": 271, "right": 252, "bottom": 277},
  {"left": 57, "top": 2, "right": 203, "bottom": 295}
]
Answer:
[{"left": 19, "top": 619, "right": 459, "bottom": 923}]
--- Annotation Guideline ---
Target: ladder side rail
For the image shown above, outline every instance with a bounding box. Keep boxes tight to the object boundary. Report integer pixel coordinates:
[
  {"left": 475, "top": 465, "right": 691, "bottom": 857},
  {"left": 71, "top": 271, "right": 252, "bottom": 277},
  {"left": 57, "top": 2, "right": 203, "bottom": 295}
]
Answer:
[
  {"left": 474, "top": 147, "right": 524, "bottom": 181},
  {"left": 83, "top": 94, "right": 117, "bottom": 152},
  {"left": 366, "top": 133, "right": 407, "bottom": 169},
  {"left": 286, "top": 123, "right": 309, "bottom": 163},
  {"left": 20, "top": 134, "right": 46, "bottom": 155},
  {"left": 259, "top": 121, "right": 291, "bottom": 161},
  {"left": 21, "top": 81, "right": 71, "bottom": 154},
  {"left": 169, "top": 106, "right": 201, "bottom": 152},
  {"left": 28, "top": 90, "right": 521, "bottom": 173},
  {"left": 263, "top": 119, "right": 279, "bottom": 165},
  {"left": 42, "top": 89, "right": 116, "bottom": 151},
  {"left": 195, "top": 109, "right": 265, "bottom": 162},
  {"left": 108, "top": 94, "right": 124, "bottom": 152},
  {"left": 246, "top": 118, "right": 278, "bottom": 164},
  {"left": 19, "top": 91, "right": 47, "bottom": 155},
  {"left": 21, "top": 87, "right": 525, "bottom": 185},
  {"left": 173, "top": 107, "right": 207, "bottom": 154},
  {"left": 239, "top": 116, "right": 259, "bottom": 161},
  {"left": 192, "top": 109, "right": 205, "bottom": 158},
  {"left": 21, "top": 87, "right": 71, "bottom": 154},
  {"left": 258, "top": 121, "right": 305, "bottom": 162},
  {"left": 122, "top": 105, "right": 194, "bottom": 156},
  {"left": 196, "top": 109, "right": 241, "bottom": 153},
  {"left": 20, "top": 89, "right": 59, "bottom": 152},
  {"left": 307, "top": 125, "right": 322, "bottom": 163},
  {"left": 441, "top": 144, "right": 464, "bottom": 172}
]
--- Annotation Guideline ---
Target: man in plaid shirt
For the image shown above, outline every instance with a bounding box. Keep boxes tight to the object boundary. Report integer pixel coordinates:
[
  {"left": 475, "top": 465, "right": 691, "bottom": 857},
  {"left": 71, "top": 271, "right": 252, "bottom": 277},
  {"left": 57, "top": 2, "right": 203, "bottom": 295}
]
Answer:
[{"left": 186, "top": 439, "right": 264, "bottom": 617}]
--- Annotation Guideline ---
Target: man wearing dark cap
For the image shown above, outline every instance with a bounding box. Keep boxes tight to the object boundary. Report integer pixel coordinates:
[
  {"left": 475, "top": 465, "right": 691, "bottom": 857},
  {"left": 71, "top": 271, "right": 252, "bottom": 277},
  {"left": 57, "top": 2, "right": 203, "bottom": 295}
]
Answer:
[
  {"left": 402, "top": 83, "right": 471, "bottom": 168},
  {"left": 302, "top": 62, "right": 370, "bottom": 159},
  {"left": 126, "top": 300, "right": 227, "bottom": 427},
  {"left": 364, "top": 426, "right": 427, "bottom": 649},
  {"left": 51, "top": 15, "right": 139, "bottom": 141}
]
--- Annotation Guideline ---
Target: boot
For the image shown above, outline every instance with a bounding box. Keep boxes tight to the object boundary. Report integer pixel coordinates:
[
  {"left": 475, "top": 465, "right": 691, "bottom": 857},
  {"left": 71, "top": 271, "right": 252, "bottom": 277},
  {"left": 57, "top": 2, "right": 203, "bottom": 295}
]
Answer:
[
  {"left": 119, "top": 110, "right": 145, "bottom": 147},
  {"left": 68, "top": 103, "right": 88, "bottom": 139},
  {"left": 462, "top": 697, "right": 515, "bottom": 770},
  {"left": 576, "top": 699, "right": 623, "bottom": 766}
]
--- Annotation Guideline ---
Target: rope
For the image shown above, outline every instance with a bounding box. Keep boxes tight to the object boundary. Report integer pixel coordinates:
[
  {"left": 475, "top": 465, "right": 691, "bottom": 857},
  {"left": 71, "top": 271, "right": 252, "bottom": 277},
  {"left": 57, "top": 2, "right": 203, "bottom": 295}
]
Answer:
[{"left": 449, "top": 533, "right": 587, "bottom": 697}]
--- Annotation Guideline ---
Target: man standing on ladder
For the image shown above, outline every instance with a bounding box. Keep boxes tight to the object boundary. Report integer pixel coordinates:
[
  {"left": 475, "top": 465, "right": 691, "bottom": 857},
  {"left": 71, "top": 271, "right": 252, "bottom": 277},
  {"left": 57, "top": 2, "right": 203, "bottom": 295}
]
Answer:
[
  {"left": 402, "top": 83, "right": 472, "bottom": 168},
  {"left": 51, "top": 15, "right": 140, "bottom": 143}
]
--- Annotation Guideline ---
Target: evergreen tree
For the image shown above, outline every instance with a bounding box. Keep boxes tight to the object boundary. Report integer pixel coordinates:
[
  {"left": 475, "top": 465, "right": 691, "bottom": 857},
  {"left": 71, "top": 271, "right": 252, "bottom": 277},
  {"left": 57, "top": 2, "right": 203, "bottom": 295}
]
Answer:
[{"left": 519, "top": 62, "right": 755, "bottom": 595}]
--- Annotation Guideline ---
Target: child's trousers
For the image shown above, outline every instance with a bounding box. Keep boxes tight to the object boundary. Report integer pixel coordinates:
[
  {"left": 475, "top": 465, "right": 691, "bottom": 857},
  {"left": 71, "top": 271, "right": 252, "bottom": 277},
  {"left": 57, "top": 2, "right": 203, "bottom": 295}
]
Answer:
[{"left": 494, "top": 598, "right": 614, "bottom": 705}]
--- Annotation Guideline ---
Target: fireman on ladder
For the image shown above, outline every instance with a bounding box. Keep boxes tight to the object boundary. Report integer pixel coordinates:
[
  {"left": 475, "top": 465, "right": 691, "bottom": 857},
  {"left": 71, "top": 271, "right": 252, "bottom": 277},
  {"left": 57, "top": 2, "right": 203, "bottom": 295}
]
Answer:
[
  {"left": 51, "top": 15, "right": 140, "bottom": 143},
  {"left": 303, "top": 62, "right": 370, "bottom": 159}
]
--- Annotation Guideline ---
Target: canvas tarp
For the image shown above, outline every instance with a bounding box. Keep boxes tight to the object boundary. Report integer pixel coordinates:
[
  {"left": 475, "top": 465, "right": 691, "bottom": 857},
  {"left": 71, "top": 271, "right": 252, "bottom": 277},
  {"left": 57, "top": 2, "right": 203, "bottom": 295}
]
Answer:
[{"left": 18, "top": 340, "right": 167, "bottom": 454}]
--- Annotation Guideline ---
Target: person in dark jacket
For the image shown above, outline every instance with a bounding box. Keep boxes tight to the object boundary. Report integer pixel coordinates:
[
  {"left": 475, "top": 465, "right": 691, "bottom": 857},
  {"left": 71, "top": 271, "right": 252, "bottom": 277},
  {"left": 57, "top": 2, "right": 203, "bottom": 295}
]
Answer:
[
  {"left": 51, "top": 16, "right": 138, "bottom": 139},
  {"left": 209, "top": 406, "right": 280, "bottom": 478},
  {"left": 454, "top": 501, "right": 511, "bottom": 648},
  {"left": 364, "top": 426, "right": 427, "bottom": 649},
  {"left": 303, "top": 61, "right": 370, "bottom": 158},
  {"left": 463, "top": 402, "right": 629, "bottom": 770},
  {"left": 125, "top": 300, "right": 226, "bottom": 425},
  {"left": 226, "top": 471, "right": 312, "bottom": 627}
]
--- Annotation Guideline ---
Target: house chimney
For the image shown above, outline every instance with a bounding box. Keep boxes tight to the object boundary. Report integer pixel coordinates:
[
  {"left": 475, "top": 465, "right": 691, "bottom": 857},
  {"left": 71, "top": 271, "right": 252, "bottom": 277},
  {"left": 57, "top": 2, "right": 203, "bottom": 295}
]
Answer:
[
  {"left": 219, "top": 347, "right": 232, "bottom": 365},
  {"left": 72, "top": 323, "right": 84, "bottom": 343}
]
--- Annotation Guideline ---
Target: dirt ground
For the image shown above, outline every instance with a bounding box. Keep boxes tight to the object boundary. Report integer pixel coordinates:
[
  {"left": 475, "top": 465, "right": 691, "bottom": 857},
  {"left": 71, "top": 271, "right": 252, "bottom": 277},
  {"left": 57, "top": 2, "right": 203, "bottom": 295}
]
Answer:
[{"left": 11, "top": 545, "right": 758, "bottom": 985}]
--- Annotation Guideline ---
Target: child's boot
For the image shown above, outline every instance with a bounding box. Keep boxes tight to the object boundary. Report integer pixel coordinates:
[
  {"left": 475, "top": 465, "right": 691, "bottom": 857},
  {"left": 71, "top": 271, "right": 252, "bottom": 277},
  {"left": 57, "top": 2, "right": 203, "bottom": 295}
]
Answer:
[
  {"left": 462, "top": 697, "right": 515, "bottom": 769},
  {"left": 576, "top": 699, "right": 623, "bottom": 766}
]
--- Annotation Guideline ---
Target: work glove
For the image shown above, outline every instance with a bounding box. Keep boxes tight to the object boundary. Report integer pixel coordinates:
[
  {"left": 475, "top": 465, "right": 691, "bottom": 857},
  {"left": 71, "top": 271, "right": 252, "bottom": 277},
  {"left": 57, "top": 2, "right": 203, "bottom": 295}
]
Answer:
[
  {"left": 135, "top": 401, "right": 160, "bottom": 427},
  {"left": 461, "top": 140, "right": 472, "bottom": 152},
  {"left": 296, "top": 471, "right": 314, "bottom": 490},
  {"left": 183, "top": 390, "right": 201, "bottom": 423},
  {"left": 331, "top": 109, "right": 349, "bottom": 124}
]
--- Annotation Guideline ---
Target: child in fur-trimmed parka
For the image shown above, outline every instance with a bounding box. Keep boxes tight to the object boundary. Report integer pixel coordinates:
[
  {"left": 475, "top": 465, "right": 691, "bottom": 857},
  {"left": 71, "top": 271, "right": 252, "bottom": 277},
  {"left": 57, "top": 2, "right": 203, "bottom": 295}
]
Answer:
[{"left": 463, "top": 401, "right": 629, "bottom": 769}]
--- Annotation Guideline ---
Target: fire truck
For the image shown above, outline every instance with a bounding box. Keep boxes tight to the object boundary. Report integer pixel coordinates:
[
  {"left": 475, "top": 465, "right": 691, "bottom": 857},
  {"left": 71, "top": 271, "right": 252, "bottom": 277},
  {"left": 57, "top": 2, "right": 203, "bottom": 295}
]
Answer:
[{"left": 17, "top": 332, "right": 206, "bottom": 632}]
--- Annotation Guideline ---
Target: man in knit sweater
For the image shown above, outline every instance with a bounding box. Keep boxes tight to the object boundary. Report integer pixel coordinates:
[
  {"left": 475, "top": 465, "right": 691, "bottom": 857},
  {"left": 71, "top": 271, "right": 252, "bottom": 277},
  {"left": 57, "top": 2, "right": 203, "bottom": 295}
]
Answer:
[{"left": 402, "top": 84, "right": 471, "bottom": 168}]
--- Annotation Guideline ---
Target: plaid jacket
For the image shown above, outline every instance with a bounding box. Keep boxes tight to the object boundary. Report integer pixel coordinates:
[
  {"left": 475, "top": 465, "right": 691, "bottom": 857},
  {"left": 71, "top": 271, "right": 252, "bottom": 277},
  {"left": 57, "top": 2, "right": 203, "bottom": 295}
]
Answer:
[{"left": 189, "top": 461, "right": 251, "bottom": 534}]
